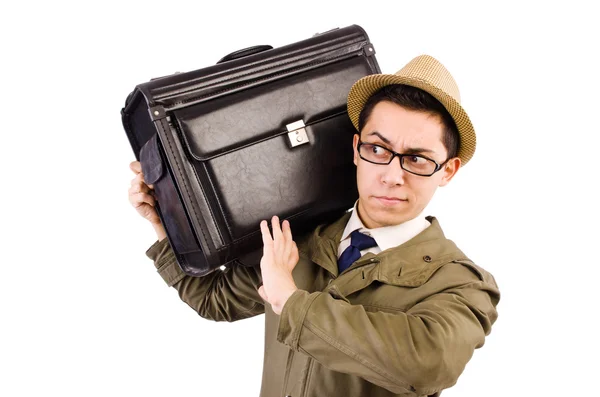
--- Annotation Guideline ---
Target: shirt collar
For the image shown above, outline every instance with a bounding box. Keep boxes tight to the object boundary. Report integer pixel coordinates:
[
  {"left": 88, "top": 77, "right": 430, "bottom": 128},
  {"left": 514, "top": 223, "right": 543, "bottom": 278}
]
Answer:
[{"left": 340, "top": 200, "right": 431, "bottom": 252}]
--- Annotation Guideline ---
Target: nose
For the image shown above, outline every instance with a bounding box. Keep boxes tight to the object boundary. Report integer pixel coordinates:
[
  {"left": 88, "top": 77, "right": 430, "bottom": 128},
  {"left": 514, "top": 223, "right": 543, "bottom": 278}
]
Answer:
[{"left": 381, "top": 155, "right": 406, "bottom": 186}]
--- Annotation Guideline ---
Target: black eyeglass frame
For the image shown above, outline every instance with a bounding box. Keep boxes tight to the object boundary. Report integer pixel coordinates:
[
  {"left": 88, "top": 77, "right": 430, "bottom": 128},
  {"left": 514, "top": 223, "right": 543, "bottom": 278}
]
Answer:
[{"left": 357, "top": 140, "right": 450, "bottom": 177}]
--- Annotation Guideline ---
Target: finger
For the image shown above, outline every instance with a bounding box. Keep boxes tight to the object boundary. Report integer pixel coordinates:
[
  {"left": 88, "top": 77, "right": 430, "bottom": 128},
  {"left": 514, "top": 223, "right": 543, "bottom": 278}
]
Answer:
[
  {"left": 282, "top": 220, "right": 292, "bottom": 240},
  {"left": 132, "top": 174, "right": 155, "bottom": 196},
  {"left": 131, "top": 172, "right": 145, "bottom": 186},
  {"left": 289, "top": 242, "right": 300, "bottom": 269},
  {"left": 129, "top": 192, "right": 156, "bottom": 208},
  {"left": 260, "top": 220, "right": 273, "bottom": 246},
  {"left": 257, "top": 285, "right": 269, "bottom": 302},
  {"left": 273, "top": 215, "right": 287, "bottom": 259},
  {"left": 130, "top": 177, "right": 154, "bottom": 199},
  {"left": 271, "top": 215, "right": 283, "bottom": 243},
  {"left": 129, "top": 182, "right": 151, "bottom": 196},
  {"left": 281, "top": 220, "right": 293, "bottom": 261},
  {"left": 260, "top": 220, "right": 275, "bottom": 261},
  {"left": 130, "top": 161, "right": 142, "bottom": 174},
  {"left": 284, "top": 241, "right": 300, "bottom": 271}
]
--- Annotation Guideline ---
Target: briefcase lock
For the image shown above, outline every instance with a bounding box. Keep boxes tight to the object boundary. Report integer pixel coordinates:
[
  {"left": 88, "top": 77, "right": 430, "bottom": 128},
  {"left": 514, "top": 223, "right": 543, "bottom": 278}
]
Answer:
[{"left": 286, "top": 120, "right": 309, "bottom": 148}]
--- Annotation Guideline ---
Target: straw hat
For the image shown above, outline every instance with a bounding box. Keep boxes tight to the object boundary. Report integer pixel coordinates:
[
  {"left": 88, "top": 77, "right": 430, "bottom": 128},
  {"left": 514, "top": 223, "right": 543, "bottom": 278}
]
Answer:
[{"left": 347, "top": 54, "right": 476, "bottom": 165}]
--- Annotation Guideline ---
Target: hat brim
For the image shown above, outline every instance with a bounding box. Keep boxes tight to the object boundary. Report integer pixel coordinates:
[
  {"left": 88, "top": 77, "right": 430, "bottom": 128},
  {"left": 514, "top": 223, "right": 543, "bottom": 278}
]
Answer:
[{"left": 347, "top": 74, "right": 476, "bottom": 165}]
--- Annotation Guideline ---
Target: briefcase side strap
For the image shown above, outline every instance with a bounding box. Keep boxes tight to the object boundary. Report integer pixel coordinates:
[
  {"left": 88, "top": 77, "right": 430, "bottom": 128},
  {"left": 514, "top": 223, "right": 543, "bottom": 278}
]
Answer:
[{"left": 154, "top": 117, "right": 231, "bottom": 264}]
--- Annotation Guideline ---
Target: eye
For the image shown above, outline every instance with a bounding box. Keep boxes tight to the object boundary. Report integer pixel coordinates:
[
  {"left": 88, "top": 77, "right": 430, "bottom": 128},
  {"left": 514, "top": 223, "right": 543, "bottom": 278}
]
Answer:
[
  {"left": 407, "top": 155, "right": 427, "bottom": 164},
  {"left": 359, "top": 143, "right": 393, "bottom": 164},
  {"left": 371, "top": 145, "right": 386, "bottom": 155}
]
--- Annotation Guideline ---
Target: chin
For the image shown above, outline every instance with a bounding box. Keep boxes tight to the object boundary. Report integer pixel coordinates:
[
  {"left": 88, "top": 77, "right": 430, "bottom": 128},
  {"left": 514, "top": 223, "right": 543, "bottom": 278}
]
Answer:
[{"left": 368, "top": 206, "right": 413, "bottom": 228}]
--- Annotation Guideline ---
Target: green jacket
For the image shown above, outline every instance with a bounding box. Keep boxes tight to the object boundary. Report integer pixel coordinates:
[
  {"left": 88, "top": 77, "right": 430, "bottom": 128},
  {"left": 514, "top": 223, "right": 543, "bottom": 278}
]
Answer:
[{"left": 146, "top": 214, "right": 500, "bottom": 397}]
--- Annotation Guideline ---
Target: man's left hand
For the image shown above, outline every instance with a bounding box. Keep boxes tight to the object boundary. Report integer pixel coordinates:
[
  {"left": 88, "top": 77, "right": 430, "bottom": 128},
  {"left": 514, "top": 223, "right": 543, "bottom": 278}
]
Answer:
[{"left": 257, "top": 216, "right": 299, "bottom": 315}]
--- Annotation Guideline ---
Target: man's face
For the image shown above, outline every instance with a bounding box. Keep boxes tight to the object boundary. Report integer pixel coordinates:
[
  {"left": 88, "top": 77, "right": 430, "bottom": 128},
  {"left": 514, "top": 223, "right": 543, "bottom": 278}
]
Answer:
[{"left": 353, "top": 100, "right": 461, "bottom": 228}]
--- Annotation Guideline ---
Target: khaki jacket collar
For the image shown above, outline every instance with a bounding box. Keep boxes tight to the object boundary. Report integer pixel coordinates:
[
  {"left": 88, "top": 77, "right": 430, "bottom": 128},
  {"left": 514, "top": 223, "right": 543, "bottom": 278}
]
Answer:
[{"left": 301, "top": 214, "right": 470, "bottom": 282}]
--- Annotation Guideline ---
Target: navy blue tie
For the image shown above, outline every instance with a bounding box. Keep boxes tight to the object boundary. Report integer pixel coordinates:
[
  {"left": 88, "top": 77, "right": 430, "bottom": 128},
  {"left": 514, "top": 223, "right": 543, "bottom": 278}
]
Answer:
[{"left": 338, "top": 230, "right": 378, "bottom": 274}]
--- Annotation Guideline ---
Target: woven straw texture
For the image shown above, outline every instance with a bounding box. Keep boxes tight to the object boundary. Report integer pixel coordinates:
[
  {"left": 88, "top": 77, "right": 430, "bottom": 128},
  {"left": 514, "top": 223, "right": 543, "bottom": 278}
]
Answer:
[{"left": 347, "top": 55, "right": 476, "bottom": 165}]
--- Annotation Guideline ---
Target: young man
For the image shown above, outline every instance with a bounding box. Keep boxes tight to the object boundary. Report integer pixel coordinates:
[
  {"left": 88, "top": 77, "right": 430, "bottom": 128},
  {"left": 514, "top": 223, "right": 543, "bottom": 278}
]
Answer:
[{"left": 128, "top": 55, "right": 500, "bottom": 397}]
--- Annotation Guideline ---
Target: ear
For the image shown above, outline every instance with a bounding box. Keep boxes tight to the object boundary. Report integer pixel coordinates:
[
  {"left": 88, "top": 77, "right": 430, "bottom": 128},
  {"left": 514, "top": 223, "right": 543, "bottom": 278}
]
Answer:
[
  {"left": 438, "top": 157, "right": 461, "bottom": 187},
  {"left": 352, "top": 134, "right": 360, "bottom": 166}
]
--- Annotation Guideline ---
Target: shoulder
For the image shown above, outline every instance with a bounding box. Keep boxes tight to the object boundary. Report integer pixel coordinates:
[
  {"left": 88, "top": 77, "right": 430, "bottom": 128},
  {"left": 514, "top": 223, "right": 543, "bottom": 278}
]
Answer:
[
  {"left": 378, "top": 217, "right": 499, "bottom": 292},
  {"left": 425, "top": 216, "right": 499, "bottom": 289}
]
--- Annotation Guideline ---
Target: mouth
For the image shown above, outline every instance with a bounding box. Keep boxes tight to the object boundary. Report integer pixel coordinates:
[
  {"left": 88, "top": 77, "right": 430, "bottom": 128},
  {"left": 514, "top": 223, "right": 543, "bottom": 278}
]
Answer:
[{"left": 373, "top": 196, "right": 408, "bottom": 206}]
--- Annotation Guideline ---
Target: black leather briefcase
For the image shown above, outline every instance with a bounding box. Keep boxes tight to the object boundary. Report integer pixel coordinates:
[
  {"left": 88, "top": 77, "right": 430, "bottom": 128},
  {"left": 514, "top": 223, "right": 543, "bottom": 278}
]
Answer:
[{"left": 121, "top": 25, "right": 380, "bottom": 276}]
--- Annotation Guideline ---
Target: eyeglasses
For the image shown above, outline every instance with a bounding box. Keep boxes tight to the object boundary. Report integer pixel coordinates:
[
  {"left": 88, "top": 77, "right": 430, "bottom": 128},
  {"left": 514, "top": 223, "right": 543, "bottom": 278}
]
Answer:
[{"left": 357, "top": 140, "right": 449, "bottom": 177}]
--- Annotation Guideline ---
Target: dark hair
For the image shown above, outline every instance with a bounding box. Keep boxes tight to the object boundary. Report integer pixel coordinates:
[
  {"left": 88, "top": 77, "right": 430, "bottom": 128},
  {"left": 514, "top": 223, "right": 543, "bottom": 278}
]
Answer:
[{"left": 357, "top": 84, "right": 460, "bottom": 160}]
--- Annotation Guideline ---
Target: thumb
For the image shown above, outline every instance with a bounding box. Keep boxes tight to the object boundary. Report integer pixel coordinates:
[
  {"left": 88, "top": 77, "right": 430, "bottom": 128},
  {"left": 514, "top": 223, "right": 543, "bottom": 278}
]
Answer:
[{"left": 257, "top": 285, "right": 269, "bottom": 303}]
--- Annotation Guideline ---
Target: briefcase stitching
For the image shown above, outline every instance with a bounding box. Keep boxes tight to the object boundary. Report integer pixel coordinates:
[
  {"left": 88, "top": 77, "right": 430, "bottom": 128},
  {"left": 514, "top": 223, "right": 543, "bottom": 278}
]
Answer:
[
  {"left": 166, "top": 120, "right": 226, "bottom": 248},
  {"left": 154, "top": 39, "right": 367, "bottom": 102},
  {"left": 158, "top": 118, "right": 222, "bottom": 254},
  {"left": 200, "top": 160, "right": 232, "bottom": 240},
  {"left": 168, "top": 119, "right": 228, "bottom": 248},
  {"left": 188, "top": 157, "right": 228, "bottom": 250},
  {"left": 172, "top": 54, "right": 362, "bottom": 109},
  {"left": 163, "top": 44, "right": 369, "bottom": 109}
]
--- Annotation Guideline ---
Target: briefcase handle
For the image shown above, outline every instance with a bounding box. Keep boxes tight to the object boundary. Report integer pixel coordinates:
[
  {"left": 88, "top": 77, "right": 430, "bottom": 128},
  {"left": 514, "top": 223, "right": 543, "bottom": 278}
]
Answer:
[{"left": 217, "top": 45, "right": 273, "bottom": 64}]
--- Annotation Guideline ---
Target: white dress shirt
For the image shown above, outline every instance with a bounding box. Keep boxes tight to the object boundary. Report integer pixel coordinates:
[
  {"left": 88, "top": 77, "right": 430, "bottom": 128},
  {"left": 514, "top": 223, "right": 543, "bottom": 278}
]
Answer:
[{"left": 337, "top": 201, "right": 431, "bottom": 259}]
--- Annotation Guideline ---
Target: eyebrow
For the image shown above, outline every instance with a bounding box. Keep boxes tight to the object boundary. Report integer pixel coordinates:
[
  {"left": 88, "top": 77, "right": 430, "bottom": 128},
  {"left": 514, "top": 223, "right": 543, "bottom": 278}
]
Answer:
[
  {"left": 366, "top": 131, "right": 436, "bottom": 154},
  {"left": 367, "top": 131, "right": 392, "bottom": 145}
]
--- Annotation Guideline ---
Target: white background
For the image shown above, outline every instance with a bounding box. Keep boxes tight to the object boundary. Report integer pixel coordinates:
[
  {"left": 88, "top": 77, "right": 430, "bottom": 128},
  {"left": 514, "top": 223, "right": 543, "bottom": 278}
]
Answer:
[{"left": 1, "top": 1, "right": 599, "bottom": 396}]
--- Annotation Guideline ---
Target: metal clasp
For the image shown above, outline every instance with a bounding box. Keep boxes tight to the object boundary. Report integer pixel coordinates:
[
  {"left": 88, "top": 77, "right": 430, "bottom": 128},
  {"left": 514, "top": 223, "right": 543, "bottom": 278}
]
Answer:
[{"left": 286, "top": 120, "right": 309, "bottom": 148}]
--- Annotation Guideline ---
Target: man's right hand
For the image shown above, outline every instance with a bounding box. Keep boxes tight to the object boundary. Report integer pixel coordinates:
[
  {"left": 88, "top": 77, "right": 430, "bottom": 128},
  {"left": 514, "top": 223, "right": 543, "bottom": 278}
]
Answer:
[{"left": 129, "top": 160, "right": 166, "bottom": 240}]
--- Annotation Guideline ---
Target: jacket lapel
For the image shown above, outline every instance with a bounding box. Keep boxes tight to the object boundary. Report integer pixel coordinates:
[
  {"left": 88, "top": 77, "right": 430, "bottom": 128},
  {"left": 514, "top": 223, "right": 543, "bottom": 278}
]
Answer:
[{"left": 299, "top": 212, "right": 351, "bottom": 278}]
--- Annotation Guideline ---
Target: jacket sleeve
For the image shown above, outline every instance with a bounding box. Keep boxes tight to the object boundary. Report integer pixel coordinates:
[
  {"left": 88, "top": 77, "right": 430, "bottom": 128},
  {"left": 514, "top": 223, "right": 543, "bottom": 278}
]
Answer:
[
  {"left": 146, "top": 238, "right": 265, "bottom": 322},
  {"left": 275, "top": 261, "right": 500, "bottom": 396}
]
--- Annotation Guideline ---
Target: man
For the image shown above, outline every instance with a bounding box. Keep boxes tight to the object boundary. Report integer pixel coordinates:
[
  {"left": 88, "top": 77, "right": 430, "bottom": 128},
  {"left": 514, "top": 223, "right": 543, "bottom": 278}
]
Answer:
[{"left": 128, "top": 54, "right": 500, "bottom": 397}]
